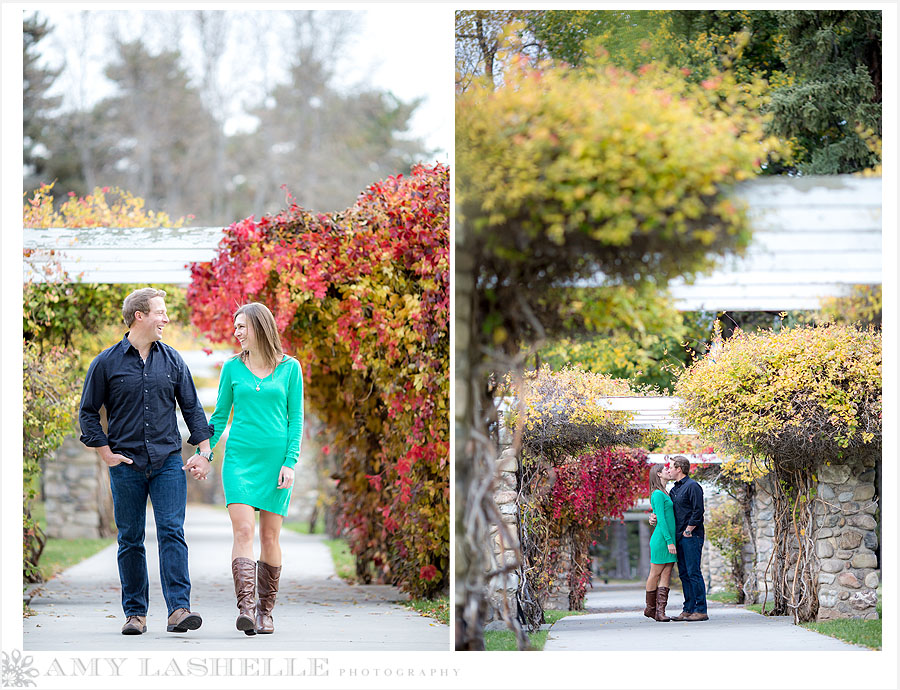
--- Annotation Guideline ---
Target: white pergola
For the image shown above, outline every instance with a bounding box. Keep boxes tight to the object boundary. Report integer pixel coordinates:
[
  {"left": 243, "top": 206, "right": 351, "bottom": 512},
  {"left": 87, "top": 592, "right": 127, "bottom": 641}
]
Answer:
[{"left": 24, "top": 176, "right": 881, "bottom": 303}]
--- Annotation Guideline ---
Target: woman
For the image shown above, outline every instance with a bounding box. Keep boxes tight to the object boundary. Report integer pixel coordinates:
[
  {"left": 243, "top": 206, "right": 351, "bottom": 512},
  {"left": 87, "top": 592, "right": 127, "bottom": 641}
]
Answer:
[
  {"left": 644, "top": 463, "right": 677, "bottom": 622},
  {"left": 206, "top": 302, "right": 303, "bottom": 635}
]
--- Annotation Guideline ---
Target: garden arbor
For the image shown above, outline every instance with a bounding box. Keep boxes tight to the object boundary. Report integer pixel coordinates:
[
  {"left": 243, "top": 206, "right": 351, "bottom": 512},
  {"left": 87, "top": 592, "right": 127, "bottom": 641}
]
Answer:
[
  {"left": 471, "top": 174, "right": 882, "bottom": 638},
  {"left": 24, "top": 164, "right": 451, "bottom": 599}
]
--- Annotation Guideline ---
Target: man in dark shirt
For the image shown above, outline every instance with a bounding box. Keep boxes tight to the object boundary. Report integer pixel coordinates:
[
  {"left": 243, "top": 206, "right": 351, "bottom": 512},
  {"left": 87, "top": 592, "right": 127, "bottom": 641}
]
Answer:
[
  {"left": 79, "top": 288, "right": 214, "bottom": 635},
  {"left": 649, "top": 455, "right": 708, "bottom": 621}
]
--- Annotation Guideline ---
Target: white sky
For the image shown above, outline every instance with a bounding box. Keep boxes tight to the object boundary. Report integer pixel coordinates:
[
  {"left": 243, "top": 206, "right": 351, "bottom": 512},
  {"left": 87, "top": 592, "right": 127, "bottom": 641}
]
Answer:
[{"left": 28, "top": 4, "right": 452, "bottom": 159}]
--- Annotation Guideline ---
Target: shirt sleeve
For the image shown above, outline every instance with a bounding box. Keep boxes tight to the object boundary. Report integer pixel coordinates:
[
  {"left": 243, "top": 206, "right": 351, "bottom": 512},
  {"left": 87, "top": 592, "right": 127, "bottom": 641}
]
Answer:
[
  {"left": 173, "top": 352, "right": 213, "bottom": 445},
  {"left": 688, "top": 481, "right": 705, "bottom": 527},
  {"left": 208, "top": 359, "right": 234, "bottom": 450},
  {"left": 651, "top": 492, "right": 675, "bottom": 545},
  {"left": 282, "top": 359, "right": 304, "bottom": 469},
  {"left": 79, "top": 355, "right": 109, "bottom": 448}
]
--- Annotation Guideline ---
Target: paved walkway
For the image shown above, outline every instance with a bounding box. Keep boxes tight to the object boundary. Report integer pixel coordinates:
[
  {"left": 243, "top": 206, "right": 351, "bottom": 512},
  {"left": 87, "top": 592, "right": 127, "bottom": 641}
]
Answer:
[
  {"left": 544, "top": 584, "right": 867, "bottom": 651},
  {"left": 23, "top": 505, "right": 448, "bottom": 651}
]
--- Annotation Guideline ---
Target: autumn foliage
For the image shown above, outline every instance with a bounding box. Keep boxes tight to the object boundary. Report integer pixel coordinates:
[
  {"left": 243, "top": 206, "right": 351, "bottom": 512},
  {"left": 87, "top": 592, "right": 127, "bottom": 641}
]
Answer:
[
  {"left": 187, "top": 164, "right": 449, "bottom": 597},
  {"left": 674, "top": 324, "right": 882, "bottom": 468}
]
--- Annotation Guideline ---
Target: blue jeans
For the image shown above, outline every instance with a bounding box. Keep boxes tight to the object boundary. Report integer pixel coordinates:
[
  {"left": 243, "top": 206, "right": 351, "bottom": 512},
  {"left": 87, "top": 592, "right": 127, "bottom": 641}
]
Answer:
[
  {"left": 676, "top": 530, "right": 707, "bottom": 614},
  {"left": 108, "top": 451, "right": 190, "bottom": 617}
]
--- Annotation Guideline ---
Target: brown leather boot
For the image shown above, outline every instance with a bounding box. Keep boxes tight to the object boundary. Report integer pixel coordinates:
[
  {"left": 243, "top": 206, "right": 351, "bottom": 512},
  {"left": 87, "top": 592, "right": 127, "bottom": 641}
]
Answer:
[
  {"left": 231, "top": 557, "right": 257, "bottom": 635},
  {"left": 643, "top": 589, "right": 657, "bottom": 619},
  {"left": 655, "top": 586, "right": 672, "bottom": 622},
  {"left": 255, "top": 560, "right": 282, "bottom": 634}
]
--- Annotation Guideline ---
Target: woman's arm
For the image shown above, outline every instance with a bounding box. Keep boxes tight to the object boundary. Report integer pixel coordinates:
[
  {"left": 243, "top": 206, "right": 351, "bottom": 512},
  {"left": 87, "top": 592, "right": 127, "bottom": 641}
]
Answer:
[
  {"left": 282, "top": 359, "right": 304, "bottom": 469},
  {"left": 207, "top": 359, "right": 234, "bottom": 450}
]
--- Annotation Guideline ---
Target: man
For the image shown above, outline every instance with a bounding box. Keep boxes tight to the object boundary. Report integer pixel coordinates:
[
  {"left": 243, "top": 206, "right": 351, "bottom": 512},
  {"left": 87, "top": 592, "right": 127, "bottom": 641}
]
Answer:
[
  {"left": 649, "top": 455, "right": 708, "bottom": 621},
  {"left": 79, "top": 288, "right": 214, "bottom": 635}
]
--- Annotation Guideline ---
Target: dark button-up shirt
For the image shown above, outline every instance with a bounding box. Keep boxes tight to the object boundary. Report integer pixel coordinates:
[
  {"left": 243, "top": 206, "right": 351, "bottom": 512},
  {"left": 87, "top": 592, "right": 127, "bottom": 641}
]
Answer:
[
  {"left": 79, "top": 334, "right": 212, "bottom": 472},
  {"left": 669, "top": 476, "right": 705, "bottom": 538}
]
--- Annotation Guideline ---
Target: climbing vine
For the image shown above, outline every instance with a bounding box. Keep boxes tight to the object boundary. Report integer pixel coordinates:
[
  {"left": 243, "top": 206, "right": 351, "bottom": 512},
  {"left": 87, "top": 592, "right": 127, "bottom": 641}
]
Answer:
[
  {"left": 675, "top": 324, "right": 881, "bottom": 622},
  {"left": 188, "top": 164, "right": 449, "bottom": 598}
]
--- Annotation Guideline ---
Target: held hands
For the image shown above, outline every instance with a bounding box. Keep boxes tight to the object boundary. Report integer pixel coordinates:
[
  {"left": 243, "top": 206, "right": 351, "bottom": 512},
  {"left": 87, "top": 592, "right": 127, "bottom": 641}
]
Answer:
[
  {"left": 182, "top": 455, "right": 211, "bottom": 481},
  {"left": 277, "top": 466, "right": 294, "bottom": 490}
]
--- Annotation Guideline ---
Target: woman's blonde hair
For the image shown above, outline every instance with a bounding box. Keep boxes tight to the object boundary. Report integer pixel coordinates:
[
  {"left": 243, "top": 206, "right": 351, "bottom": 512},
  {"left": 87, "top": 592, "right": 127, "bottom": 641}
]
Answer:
[
  {"left": 648, "top": 463, "right": 668, "bottom": 496},
  {"left": 234, "top": 302, "right": 283, "bottom": 369}
]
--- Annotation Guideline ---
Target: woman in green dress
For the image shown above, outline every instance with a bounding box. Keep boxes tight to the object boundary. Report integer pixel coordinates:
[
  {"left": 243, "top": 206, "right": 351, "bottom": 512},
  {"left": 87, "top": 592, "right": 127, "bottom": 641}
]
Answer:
[
  {"left": 206, "top": 302, "right": 303, "bottom": 635},
  {"left": 644, "top": 463, "right": 677, "bottom": 622}
]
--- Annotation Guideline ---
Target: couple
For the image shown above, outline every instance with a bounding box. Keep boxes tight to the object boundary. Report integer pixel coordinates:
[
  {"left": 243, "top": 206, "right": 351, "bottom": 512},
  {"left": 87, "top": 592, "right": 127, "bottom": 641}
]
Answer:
[
  {"left": 644, "top": 456, "right": 708, "bottom": 623},
  {"left": 78, "top": 288, "right": 304, "bottom": 636}
]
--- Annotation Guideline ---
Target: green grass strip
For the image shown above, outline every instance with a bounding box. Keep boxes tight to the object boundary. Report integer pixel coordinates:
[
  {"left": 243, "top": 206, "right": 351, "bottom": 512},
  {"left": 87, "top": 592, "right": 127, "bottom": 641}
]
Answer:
[{"left": 401, "top": 594, "right": 449, "bottom": 625}]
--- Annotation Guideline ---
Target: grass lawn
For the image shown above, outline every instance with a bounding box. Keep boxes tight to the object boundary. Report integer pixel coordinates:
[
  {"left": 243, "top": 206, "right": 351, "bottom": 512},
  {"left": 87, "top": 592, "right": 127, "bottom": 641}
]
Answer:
[
  {"left": 708, "top": 590, "right": 740, "bottom": 604},
  {"left": 744, "top": 587, "right": 882, "bottom": 650},
  {"left": 402, "top": 594, "right": 450, "bottom": 626},
  {"left": 28, "top": 502, "right": 114, "bottom": 582},
  {"left": 485, "top": 609, "right": 588, "bottom": 651}
]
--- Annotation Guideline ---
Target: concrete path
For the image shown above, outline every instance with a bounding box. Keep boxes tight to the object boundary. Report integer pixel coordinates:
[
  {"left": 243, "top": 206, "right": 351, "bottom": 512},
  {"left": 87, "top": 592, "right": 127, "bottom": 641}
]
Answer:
[
  {"left": 23, "top": 505, "right": 448, "bottom": 651},
  {"left": 544, "top": 584, "right": 867, "bottom": 651}
]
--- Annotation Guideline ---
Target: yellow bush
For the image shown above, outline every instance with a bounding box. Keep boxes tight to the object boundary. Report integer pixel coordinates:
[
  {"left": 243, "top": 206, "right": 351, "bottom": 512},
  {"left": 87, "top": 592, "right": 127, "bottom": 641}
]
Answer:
[{"left": 674, "top": 324, "right": 881, "bottom": 468}]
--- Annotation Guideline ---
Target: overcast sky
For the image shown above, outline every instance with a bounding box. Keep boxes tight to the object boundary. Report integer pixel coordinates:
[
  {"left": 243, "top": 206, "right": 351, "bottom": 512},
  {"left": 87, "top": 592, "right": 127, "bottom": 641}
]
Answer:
[{"left": 28, "top": 5, "right": 452, "bottom": 158}]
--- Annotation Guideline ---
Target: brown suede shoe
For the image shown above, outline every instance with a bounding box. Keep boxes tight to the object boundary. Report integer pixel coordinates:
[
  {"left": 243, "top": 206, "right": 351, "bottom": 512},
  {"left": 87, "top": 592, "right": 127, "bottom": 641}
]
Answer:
[
  {"left": 167, "top": 607, "right": 202, "bottom": 633},
  {"left": 121, "top": 615, "right": 146, "bottom": 635},
  {"left": 686, "top": 612, "right": 709, "bottom": 621},
  {"left": 670, "top": 611, "right": 693, "bottom": 621},
  {"left": 643, "top": 589, "right": 658, "bottom": 619}
]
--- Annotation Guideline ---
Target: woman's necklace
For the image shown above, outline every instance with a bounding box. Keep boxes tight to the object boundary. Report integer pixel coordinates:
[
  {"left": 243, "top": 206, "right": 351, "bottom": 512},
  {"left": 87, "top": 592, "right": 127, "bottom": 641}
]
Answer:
[{"left": 247, "top": 359, "right": 272, "bottom": 391}]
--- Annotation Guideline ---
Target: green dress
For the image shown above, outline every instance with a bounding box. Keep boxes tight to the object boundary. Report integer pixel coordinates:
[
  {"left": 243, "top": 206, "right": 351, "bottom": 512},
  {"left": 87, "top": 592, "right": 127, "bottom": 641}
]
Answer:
[
  {"left": 208, "top": 354, "right": 303, "bottom": 517},
  {"left": 649, "top": 489, "right": 678, "bottom": 565}
]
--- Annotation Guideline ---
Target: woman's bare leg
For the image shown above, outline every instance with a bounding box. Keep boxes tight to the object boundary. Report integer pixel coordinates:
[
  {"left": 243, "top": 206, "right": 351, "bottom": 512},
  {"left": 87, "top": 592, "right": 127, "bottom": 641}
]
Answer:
[
  {"left": 259, "top": 510, "right": 284, "bottom": 567},
  {"left": 228, "top": 503, "right": 256, "bottom": 561},
  {"left": 646, "top": 563, "right": 664, "bottom": 591},
  {"left": 660, "top": 562, "right": 674, "bottom": 588}
]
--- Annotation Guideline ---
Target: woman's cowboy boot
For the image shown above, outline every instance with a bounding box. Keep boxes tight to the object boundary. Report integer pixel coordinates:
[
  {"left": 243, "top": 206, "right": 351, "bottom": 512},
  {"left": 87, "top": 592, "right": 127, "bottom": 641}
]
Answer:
[
  {"left": 643, "top": 589, "right": 657, "bottom": 619},
  {"left": 655, "top": 586, "right": 672, "bottom": 622},
  {"left": 255, "top": 561, "right": 282, "bottom": 634},
  {"left": 231, "top": 557, "right": 257, "bottom": 635}
]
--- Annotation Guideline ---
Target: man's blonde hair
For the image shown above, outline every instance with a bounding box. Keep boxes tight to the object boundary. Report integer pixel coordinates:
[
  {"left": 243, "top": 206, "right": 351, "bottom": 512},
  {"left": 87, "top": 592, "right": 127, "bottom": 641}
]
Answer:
[{"left": 122, "top": 288, "right": 167, "bottom": 327}]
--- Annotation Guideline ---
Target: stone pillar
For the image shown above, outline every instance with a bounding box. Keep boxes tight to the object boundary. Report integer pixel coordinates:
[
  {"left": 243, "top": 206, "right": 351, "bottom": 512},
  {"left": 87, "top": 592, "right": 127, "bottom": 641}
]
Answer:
[
  {"left": 637, "top": 519, "right": 650, "bottom": 580},
  {"left": 487, "top": 447, "right": 521, "bottom": 618},
  {"left": 814, "top": 458, "right": 880, "bottom": 621},
  {"left": 749, "top": 475, "right": 776, "bottom": 603},
  {"left": 44, "top": 436, "right": 104, "bottom": 539}
]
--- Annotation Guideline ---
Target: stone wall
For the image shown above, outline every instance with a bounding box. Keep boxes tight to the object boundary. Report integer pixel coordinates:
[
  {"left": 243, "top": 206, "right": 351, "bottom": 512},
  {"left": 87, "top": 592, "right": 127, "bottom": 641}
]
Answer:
[
  {"left": 746, "top": 458, "right": 880, "bottom": 621},
  {"left": 814, "top": 458, "right": 880, "bottom": 621},
  {"left": 44, "top": 436, "right": 112, "bottom": 539},
  {"left": 701, "top": 485, "right": 736, "bottom": 594}
]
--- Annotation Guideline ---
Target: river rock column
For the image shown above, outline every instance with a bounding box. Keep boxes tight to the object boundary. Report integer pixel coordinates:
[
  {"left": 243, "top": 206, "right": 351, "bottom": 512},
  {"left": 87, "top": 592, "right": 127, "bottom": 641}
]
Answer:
[
  {"left": 814, "top": 457, "right": 880, "bottom": 621},
  {"left": 749, "top": 475, "right": 776, "bottom": 604}
]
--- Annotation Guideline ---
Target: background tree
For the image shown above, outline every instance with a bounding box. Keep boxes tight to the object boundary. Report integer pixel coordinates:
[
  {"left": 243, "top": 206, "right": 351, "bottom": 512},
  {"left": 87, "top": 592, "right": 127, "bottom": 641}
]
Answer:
[
  {"left": 765, "top": 10, "right": 881, "bottom": 174},
  {"left": 24, "top": 10, "right": 435, "bottom": 226},
  {"left": 459, "top": 9, "right": 882, "bottom": 175},
  {"left": 23, "top": 12, "right": 62, "bottom": 194}
]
